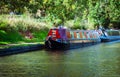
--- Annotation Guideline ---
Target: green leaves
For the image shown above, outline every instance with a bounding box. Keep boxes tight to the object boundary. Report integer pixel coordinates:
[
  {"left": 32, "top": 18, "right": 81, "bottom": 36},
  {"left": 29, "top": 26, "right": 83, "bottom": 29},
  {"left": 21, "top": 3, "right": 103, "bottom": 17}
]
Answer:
[{"left": 0, "top": 0, "right": 119, "bottom": 29}]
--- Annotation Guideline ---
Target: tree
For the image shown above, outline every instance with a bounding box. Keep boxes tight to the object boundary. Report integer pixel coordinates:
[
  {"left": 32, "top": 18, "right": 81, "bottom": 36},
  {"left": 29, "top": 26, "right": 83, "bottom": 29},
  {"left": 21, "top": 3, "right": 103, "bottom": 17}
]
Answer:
[{"left": 0, "top": 0, "right": 30, "bottom": 14}]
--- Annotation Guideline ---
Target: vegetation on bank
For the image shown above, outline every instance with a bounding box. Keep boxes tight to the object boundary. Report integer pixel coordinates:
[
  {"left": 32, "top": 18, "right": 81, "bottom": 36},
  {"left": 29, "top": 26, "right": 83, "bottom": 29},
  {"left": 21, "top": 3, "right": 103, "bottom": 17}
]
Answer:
[
  {"left": 0, "top": 0, "right": 120, "bottom": 45},
  {"left": 0, "top": 29, "right": 47, "bottom": 44},
  {"left": 0, "top": 15, "right": 50, "bottom": 44}
]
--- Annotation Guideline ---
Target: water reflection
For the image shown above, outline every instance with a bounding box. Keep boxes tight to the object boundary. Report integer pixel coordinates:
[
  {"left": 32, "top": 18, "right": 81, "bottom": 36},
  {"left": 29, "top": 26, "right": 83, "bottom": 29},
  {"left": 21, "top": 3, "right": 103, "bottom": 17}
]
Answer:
[{"left": 0, "top": 40, "right": 120, "bottom": 77}]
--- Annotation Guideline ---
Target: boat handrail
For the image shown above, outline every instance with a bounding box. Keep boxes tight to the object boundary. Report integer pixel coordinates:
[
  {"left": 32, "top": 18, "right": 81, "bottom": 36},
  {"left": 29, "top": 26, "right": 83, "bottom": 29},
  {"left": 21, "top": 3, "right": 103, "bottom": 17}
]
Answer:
[{"left": 67, "top": 38, "right": 100, "bottom": 40}]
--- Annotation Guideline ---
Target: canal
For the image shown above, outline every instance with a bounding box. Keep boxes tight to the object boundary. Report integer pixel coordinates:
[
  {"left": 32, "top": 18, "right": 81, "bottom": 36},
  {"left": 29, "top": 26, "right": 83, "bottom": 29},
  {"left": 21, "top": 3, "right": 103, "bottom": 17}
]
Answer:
[{"left": 0, "top": 40, "right": 120, "bottom": 77}]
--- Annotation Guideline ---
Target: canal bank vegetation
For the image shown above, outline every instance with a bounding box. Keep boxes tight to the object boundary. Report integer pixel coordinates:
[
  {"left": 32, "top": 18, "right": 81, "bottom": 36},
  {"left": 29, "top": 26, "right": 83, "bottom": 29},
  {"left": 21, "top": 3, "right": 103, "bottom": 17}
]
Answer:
[{"left": 0, "top": 0, "right": 120, "bottom": 45}]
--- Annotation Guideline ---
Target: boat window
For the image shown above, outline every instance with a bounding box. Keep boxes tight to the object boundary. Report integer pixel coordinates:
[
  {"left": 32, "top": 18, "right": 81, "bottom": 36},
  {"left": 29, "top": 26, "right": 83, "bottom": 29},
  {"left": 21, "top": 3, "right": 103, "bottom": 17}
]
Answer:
[
  {"left": 82, "top": 31, "right": 85, "bottom": 39},
  {"left": 93, "top": 33, "right": 96, "bottom": 38},
  {"left": 70, "top": 31, "right": 74, "bottom": 39},
  {"left": 84, "top": 31, "right": 88, "bottom": 39},
  {"left": 94, "top": 31, "right": 99, "bottom": 38},
  {"left": 76, "top": 32, "right": 80, "bottom": 39},
  {"left": 107, "top": 30, "right": 120, "bottom": 36},
  {"left": 89, "top": 32, "right": 93, "bottom": 38}
]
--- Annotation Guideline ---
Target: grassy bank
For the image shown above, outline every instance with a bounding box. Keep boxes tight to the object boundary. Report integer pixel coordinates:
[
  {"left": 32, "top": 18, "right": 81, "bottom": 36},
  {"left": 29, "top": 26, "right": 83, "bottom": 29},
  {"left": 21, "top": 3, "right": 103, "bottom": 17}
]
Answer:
[
  {"left": 0, "top": 15, "right": 50, "bottom": 45},
  {"left": 0, "top": 29, "right": 48, "bottom": 44},
  {"left": 0, "top": 14, "right": 95, "bottom": 45}
]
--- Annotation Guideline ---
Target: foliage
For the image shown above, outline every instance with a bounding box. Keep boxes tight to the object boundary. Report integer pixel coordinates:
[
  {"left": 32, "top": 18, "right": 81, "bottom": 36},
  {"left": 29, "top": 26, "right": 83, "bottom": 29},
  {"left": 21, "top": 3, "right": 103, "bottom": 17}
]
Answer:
[
  {"left": 0, "top": 29, "right": 48, "bottom": 44},
  {"left": 0, "top": 0, "right": 120, "bottom": 29},
  {"left": 0, "top": 19, "right": 9, "bottom": 30},
  {"left": 0, "top": 30, "right": 23, "bottom": 43},
  {"left": 32, "top": 29, "right": 48, "bottom": 42},
  {"left": 0, "top": 15, "right": 50, "bottom": 31},
  {"left": 0, "top": 0, "right": 29, "bottom": 14},
  {"left": 0, "top": 15, "right": 49, "bottom": 44},
  {"left": 0, "top": 0, "right": 120, "bottom": 44},
  {"left": 88, "top": 0, "right": 120, "bottom": 29}
]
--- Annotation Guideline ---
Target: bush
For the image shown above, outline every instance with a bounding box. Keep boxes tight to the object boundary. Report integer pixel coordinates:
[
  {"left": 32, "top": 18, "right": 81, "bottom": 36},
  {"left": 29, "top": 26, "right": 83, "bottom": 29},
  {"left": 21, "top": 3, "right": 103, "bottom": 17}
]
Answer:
[
  {"left": 0, "top": 20, "right": 9, "bottom": 30},
  {"left": 14, "top": 20, "right": 28, "bottom": 31},
  {"left": 0, "top": 30, "right": 23, "bottom": 42},
  {"left": 0, "top": 15, "right": 51, "bottom": 44}
]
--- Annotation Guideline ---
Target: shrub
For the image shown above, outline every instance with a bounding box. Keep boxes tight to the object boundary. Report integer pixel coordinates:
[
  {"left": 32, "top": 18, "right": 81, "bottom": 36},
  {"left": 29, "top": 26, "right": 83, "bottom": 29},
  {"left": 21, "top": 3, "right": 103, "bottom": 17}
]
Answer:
[
  {"left": 0, "top": 30, "right": 23, "bottom": 42},
  {"left": 0, "top": 20, "right": 9, "bottom": 30}
]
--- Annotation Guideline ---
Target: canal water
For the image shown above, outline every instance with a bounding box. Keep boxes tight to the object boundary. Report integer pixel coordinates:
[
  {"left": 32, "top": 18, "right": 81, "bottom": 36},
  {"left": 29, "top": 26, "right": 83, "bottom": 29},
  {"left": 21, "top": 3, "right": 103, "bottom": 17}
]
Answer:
[{"left": 0, "top": 40, "right": 120, "bottom": 77}]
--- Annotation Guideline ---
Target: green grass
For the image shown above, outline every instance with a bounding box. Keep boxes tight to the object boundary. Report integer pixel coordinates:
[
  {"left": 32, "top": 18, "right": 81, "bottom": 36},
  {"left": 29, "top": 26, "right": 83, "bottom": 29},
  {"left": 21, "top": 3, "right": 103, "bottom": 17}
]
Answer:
[
  {"left": 0, "top": 15, "right": 50, "bottom": 46},
  {"left": 0, "top": 42, "right": 9, "bottom": 45},
  {"left": 0, "top": 29, "right": 48, "bottom": 44},
  {"left": 0, "top": 30, "right": 23, "bottom": 43}
]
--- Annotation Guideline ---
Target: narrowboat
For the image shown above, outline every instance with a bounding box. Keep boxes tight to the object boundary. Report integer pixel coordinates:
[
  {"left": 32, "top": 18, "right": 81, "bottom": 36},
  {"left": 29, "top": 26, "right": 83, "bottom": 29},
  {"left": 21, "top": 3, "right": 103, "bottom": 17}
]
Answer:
[
  {"left": 100, "top": 30, "right": 120, "bottom": 42},
  {"left": 45, "top": 26, "right": 102, "bottom": 49}
]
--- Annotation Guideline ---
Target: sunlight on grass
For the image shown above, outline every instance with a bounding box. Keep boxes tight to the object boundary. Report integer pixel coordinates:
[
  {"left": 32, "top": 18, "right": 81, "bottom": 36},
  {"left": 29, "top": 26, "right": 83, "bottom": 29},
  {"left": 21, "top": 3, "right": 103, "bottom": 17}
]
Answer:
[{"left": 0, "top": 15, "right": 49, "bottom": 44}]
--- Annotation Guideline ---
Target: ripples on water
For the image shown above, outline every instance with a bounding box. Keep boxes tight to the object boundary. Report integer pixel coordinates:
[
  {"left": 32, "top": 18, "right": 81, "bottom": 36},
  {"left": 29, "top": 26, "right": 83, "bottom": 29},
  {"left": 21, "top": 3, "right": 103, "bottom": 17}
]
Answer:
[{"left": 0, "top": 40, "right": 120, "bottom": 77}]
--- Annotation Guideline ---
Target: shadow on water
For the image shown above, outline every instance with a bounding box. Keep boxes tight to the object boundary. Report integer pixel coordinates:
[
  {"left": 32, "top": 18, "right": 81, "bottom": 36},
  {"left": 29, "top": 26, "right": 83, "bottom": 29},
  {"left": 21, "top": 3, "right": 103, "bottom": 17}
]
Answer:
[{"left": 0, "top": 49, "right": 43, "bottom": 57}]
